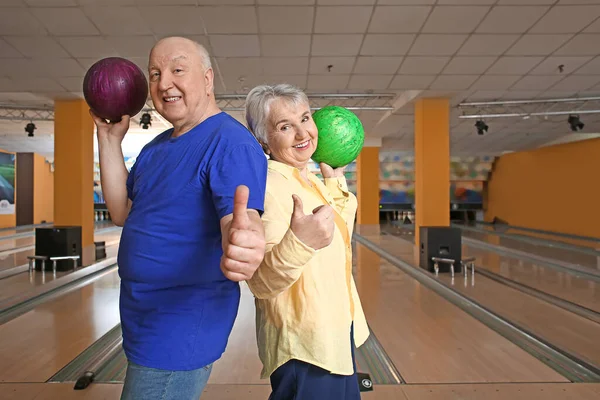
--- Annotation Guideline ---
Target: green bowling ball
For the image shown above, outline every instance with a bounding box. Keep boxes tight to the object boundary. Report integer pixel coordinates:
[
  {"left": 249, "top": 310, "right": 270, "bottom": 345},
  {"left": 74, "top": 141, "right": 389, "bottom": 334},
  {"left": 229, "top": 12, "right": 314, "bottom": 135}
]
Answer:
[{"left": 311, "top": 106, "right": 365, "bottom": 169}]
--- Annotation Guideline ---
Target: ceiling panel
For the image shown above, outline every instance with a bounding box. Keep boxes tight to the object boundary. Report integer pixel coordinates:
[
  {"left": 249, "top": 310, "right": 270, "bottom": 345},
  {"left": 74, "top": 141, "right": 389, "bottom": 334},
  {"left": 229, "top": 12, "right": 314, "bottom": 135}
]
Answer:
[
  {"left": 1, "top": 1, "right": 599, "bottom": 159},
  {"left": 106, "top": 36, "right": 157, "bottom": 58},
  {"left": 138, "top": 6, "right": 205, "bottom": 35},
  {"left": 399, "top": 57, "right": 449, "bottom": 75},
  {"left": 409, "top": 35, "right": 468, "bottom": 56},
  {"left": 311, "top": 34, "right": 363, "bottom": 56},
  {"left": 315, "top": 6, "right": 372, "bottom": 34},
  {"left": 347, "top": 74, "right": 393, "bottom": 90},
  {"left": 319, "top": 0, "right": 375, "bottom": 4},
  {"left": 258, "top": 6, "right": 314, "bottom": 34},
  {"left": 83, "top": 6, "right": 152, "bottom": 36},
  {"left": 429, "top": 75, "right": 479, "bottom": 91},
  {"left": 457, "top": 34, "right": 520, "bottom": 56},
  {"left": 554, "top": 35, "right": 600, "bottom": 56},
  {"left": 30, "top": 7, "right": 100, "bottom": 36},
  {"left": 309, "top": 56, "right": 356, "bottom": 74},
  {"left": 0, "top": 8, "right": 48, "bottom": 36},
  {"left": 58, "top": 37, "right": 119, "bottom": 59},
  {"left": 261, "top": 35, "right": 311, "bottom": 57},
  {"left": 442, "top": 56, "right": 497, "bottom": 75},
  {"left": 360, "top": 34, "right": 415, "bottom": 56},
  {"left": 529, "top": 5, "right": 600, "bottom": 33},
  {"left": 549, "top": 75, "right": 600, "bottom": 91},
  {"left": 510, "top": 75, "right": 565, "bottom": 91},
  {"left": 506, "top": 34, "right": 573, "bottom": 56},
  {"left": 422, "top": 6, "right": 490, "bottom": 34},
  {"left": 201, "top": 6, "right": 258, "bottom": 34},
  {"left": 4, "top": 37, "right": 69, "bottom": 58},
  {"left": 369, "top": 6, "right": 430, "bottom": 33},
  {"left": 388, "top": 75, "right": 435, "bottom": 89},
  {"left": 487, "top": 57, "right": 544, "bottom": 75},
  {"left": 263, "top": 58, "right": 309, "bottom": 75},
  {"left": 529, "top": 56, "right": 593, "bottom": 75},
  {"left": 210, "top": 35, "right": 261, "bottom": 57},
  {"left": 476, "top": 6, "right": 549, "bottom": 34},
  {"left": 574, "top": 57, "right": 600, "bottom": 75},
  {"left": 353, "top": 56, "right": 403, "bottom": 74},
  {"left": 307, "top": 74, "right": 350, "bottom": 90}
]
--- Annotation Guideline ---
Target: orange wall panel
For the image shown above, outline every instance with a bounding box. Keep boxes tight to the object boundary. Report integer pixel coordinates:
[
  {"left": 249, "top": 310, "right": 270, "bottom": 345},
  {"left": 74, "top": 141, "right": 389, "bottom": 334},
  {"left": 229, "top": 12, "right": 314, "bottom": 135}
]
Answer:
[
  {"left": 33, "top": 154, "right": 54, "bottom": 224},
  {"left": 486, "top": 138, "right": 600, "bottom": 239}
]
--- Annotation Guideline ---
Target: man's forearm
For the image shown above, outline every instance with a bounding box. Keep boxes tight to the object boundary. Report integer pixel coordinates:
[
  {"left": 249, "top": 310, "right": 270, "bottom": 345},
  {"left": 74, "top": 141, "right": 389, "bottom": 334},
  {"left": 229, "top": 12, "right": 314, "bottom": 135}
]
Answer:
[{"left": 98, "top": 137, "right": 130, "bottom": 226}]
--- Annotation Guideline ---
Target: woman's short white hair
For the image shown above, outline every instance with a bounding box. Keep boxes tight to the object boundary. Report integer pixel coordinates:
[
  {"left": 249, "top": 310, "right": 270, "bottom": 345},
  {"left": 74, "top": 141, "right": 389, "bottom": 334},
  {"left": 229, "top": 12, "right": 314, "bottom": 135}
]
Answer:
[{"left": 245, "top": 83, "right": 309, "bottom": 148}]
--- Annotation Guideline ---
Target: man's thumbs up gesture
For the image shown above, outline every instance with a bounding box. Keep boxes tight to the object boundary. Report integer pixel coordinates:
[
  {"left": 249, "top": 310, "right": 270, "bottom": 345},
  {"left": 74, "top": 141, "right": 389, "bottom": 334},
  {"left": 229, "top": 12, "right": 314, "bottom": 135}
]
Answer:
[
  {"left": 290, "top": 194, "right": 335, "bottom": 250},
  {"left": 221, "top": 185, "right": 266, "bottom": 282}
]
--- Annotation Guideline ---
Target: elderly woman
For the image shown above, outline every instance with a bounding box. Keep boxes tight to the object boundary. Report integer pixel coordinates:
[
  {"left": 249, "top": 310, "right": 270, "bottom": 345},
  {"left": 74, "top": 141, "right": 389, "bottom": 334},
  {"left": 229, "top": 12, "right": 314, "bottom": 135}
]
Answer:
[{"left": 244, "top": 83, "right": 370, "bottom": 400}]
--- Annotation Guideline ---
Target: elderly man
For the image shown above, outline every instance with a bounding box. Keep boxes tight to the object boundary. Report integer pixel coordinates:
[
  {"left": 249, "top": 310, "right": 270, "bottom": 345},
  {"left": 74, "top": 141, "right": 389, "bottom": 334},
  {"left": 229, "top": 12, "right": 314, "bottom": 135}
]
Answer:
[{"left": 90, "top": 37, "right": 268, "bottom": 400}]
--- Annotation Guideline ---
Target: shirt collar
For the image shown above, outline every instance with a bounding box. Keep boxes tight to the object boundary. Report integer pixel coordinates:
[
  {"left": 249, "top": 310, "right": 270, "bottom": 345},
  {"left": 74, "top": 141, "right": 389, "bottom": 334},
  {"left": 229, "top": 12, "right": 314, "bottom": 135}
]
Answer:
[{"left": 268, "top": 159, "right": 301, "bottom": 180}]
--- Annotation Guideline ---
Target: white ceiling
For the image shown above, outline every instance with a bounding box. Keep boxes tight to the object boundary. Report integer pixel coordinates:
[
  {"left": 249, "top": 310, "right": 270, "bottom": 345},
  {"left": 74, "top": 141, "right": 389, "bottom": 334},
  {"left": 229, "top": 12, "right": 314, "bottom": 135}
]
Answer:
[{"left": 1, "top": 0, "right": 600, "bottom": 160}]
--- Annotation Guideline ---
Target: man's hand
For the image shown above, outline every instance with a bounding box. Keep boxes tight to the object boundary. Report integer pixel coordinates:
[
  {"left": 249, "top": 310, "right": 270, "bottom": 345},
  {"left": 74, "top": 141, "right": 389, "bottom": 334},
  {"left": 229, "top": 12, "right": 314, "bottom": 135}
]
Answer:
[
  {"left": 220, "top": 185, "right": 266, "bottom": 282},
  {"left": 90, "top": 110, "right": 130, "bottom": 144},
  {"left": 290, "top": 194, "right": 334, "bottom": 250}
]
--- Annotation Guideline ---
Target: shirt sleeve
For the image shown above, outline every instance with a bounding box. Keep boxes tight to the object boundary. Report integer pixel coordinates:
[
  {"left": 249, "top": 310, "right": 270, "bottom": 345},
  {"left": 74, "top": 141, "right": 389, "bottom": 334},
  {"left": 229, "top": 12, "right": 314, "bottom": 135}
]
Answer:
[
  {"left": 208, "top": 144, "right": 268, "bottom": 219},
  {"left": 247, "top": 190, "right": 316, "bottom": 300},
  {"left": 126, "top": 161, "right": 137, "bottom": 201},
  {"left": 324, "top": 176, "right": 358, "bottom": 235}
]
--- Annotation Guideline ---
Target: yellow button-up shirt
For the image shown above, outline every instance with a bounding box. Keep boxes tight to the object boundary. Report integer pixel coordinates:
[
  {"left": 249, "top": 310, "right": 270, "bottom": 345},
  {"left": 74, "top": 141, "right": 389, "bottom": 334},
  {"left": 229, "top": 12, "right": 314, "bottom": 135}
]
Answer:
[{"left": 247, "top": 160, "right": 370, "bottom": 379}]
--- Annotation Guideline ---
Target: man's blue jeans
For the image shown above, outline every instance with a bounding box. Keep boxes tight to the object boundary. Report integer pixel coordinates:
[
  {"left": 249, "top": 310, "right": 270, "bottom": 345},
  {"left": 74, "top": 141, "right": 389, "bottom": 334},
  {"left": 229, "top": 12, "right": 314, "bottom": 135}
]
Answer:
[{"left": 120, "top": 361, "right": 213, "bottom": 400}]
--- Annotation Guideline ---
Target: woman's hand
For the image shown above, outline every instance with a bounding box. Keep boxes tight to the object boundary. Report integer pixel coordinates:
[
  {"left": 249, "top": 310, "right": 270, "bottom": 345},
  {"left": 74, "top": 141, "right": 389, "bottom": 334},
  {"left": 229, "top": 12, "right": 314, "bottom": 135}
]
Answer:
[{"left": 319, "top": 163, "right": 345, "bottom": 179}]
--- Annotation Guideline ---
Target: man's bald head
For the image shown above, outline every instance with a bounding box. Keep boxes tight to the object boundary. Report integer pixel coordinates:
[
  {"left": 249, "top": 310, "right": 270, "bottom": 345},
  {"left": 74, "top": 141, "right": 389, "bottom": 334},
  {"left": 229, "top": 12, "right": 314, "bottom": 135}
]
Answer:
[
  {"left": 150, "top": 36, "right": 212, "bottom": 72},
  {"left": 147, "top": 36, "right": 220, "bottom": 136}
]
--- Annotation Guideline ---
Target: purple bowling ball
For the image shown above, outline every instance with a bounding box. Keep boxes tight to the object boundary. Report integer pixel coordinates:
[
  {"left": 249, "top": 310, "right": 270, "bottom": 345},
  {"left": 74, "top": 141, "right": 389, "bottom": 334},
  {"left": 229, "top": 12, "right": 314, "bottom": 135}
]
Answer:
[{"left": 83, "top": 57, "right": 148, "bottom": 123}]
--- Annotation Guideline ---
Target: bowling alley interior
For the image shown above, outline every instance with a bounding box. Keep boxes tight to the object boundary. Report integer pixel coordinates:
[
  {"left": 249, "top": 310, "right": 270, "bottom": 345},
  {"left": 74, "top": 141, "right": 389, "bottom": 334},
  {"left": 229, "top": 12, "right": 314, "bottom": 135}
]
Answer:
[{"left": 1, "top": 1, "right": 600, "bottom": 399}]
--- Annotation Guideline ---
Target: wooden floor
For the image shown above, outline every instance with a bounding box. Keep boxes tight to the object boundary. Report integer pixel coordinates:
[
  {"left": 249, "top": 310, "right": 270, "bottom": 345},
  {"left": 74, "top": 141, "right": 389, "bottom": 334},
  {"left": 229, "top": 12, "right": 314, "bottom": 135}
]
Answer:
[
  {"left": 463, "top": 229, "right": 599, "bottom": 271},
  {"left": 1, "top": 382, "right": 599, "bottom": 400},
  {"left": 367, "top": 231, "right": 600, "bottom": 372},
  {"left": 1, "top": 223, "right": 600, "bottom": 398},
  {"left": 0, "top": 230, "right": 121, "bottom": 305},
  {"left": 463, "top": 245, "right": 600, "bottom": 313}
]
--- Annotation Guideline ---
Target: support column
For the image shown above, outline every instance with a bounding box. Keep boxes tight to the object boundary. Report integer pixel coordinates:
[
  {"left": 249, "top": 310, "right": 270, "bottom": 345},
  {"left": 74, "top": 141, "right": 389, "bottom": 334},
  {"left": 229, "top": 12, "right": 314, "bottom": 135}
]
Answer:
[
  {"left": 356, "top": 146, "right": 380, "bottom": 226},
  {"left": 414, "top": 98, "right": 450, "bottom": 245},
  {"left": 54, "top": 99, "right": 95, "bottom": 265}
]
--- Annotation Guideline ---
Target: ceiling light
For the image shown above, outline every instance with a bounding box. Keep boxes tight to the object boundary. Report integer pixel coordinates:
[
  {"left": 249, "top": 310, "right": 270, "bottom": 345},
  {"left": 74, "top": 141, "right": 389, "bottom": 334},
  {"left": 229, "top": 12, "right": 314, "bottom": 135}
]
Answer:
[
  {"left": 475, "top": 120, "right": 488, "bottom": 135},
  {"left": 567, "top": 114, "right": 584, "bottom": 132}
]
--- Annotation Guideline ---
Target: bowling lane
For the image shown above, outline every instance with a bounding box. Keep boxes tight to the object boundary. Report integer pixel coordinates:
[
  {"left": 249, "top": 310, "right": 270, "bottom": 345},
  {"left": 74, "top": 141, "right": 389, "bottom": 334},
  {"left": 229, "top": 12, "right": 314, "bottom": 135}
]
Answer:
[
  {"left": 0, "top": 230, "right": 121, "bottom": 306},
  {"left": 384, "top": 224, "right": 600, "bottom": 312},
  {"left": 474, "top": 222, "right": 600, "bottom": 251},
  {"left": 0, "top": 223, "right": 51, "bottom": 239},
  {"left": 435, "top": 269, "right": 600, "bottom": 372},
  {"left": 0, "top": 268, "right": 120, "bottom": 383},
  {"left": 0, "top": 223, "right": 119, "bottom": 274},
  {"left": 459, "top": 227, "right": 599, "bottom": 272},
  {"left": 352, "top": 231, "right": 567, "bottom": 384},
  {"left": 369, "top": 230, "right": 600, "bottom": 373},
  {"left": 463, "top": 245, "right": 600, "bottom": 314}
]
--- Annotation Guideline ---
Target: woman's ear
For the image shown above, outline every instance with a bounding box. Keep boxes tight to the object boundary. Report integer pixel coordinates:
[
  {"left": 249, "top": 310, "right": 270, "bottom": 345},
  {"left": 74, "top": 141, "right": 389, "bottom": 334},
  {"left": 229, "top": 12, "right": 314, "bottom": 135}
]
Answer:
[{"left": 261, "top": 142, "right": 270, "bottom": 155}]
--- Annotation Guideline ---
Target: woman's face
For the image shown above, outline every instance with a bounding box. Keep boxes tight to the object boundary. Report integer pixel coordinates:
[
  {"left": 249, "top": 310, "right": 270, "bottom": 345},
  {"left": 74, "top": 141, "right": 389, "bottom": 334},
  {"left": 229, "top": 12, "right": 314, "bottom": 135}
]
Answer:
[{"left": 265, "top": 98, "right": 318, "bottom": 169}]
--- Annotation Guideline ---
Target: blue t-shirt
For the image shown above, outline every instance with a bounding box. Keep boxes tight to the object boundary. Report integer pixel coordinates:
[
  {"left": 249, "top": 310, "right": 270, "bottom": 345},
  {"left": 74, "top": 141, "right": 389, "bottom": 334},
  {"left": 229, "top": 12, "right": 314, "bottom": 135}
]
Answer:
[{"left": 118, "top": 112, "right": 267, "bottom": 371}]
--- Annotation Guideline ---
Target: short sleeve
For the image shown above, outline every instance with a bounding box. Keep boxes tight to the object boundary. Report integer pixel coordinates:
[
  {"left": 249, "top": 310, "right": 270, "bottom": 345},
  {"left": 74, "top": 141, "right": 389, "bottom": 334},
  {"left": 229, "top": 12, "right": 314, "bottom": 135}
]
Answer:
[
  {"left": 126, "top": 161, "right": 137, "bottom": 201},
  {"left": 208, "top": 143, "right": 268, "bottom": 220}
]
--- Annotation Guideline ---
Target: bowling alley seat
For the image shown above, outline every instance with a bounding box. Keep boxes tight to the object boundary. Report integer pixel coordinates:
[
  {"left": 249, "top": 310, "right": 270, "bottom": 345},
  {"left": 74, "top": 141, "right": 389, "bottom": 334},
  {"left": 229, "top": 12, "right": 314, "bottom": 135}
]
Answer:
[
  {"left": 431, "top": 256, "right": 476, "bottom": 277},
  {"left": 49, "top": 255, "right": 80, "bottom": 274},
  {"left": 27, "top": 255, "right": 80, "bottom": 274},
  {"left": 27, "top": 255, "right": 49, "bottom": 273}
]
